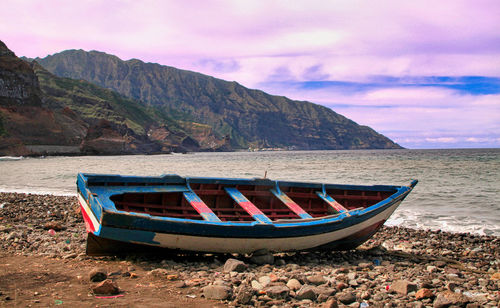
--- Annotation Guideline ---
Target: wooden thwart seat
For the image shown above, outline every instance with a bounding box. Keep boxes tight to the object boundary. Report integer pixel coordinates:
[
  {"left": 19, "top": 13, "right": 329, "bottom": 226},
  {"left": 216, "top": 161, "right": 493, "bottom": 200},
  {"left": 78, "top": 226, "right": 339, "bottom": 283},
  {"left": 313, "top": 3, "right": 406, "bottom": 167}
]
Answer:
[
  {"left": 316, "top": 191, "right": 350, "bottom": 215},
  {"left": 270, "top": 188, "right": 313, "bottom": 219},
  {"left": 183, "top": 191, "right": 221, "bottom": 222},
  {"left": 224, "top": 187, "right": 272, "bottom": 224}
]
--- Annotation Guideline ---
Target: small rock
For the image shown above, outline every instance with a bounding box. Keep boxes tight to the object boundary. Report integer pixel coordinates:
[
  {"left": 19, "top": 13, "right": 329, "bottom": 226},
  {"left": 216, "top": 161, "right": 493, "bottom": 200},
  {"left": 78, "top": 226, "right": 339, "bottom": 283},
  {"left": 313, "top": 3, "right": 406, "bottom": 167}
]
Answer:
[
  {"left": 433, "top": 291, "right": 470, "bottom": 308},
  {"left": 358, "top": 262, "right": 372, "bottom": 269},
  {"left": 43, "top": 221, "right": 64, "bottom": 231},
  {"left": 323, "top": 299, "right": 339, "bottom": 308},
  {"left": 250, "top": 249, "right": 274, "bottom": 265},
  {"left": 415, "top": 288, "right": 434, "bottom": 300},
  {"left": 89, "top": 268, "right": 107, "bottom": 282},
  {"left": 265, "top": 285, "right": 290, "bottom": 300},
  {"left": 235, "top": 286, "right": 253, "bottom": 305},
  {"left": 147, "top": 268, "right": 168, "bottom": 279},
  {"left": 223, "top": 258, "right": 247, "bottom": 272},
  {"left": 336, "top": 291, "right": 356, "bottom": 305},
  {"left": 316, "top": 286, "right": 336, "bottom": 297},
  {"left": 296, "top": 285, "right": 317, "bottom": 300},
  {"left": 287, "top": 278, "right": 302, "bottom": 291},
  {"left": 336, "top": 282, "right": 348, "bottom": 290},
  {"left": 92, "top": 279, "right": 119, "bottom": 295},
  {"left": 434, "top": 261, "right": 446, "bottom": 268},
  {"left": 490, "top": 272, "right": 500, "bottom": 280},
  {"left": 390, "top": 280, "right": 417, "bottom": 295},
  {"left": 259, "top": 275, "right": 271, "bottom": 287},
  {"left": 307, "top": 274, "right": 327, "bottom": 285},
  {"left": 202, "top": 285, "right": 232, "bottom": 300},
  {"left": 427, "top": 265, "right": 438, "bottom": 273},
  {"left": 275, "top": 259, "right": 286, "bottom": 266},
  {"left": 360, "top": 291, "right": 370, "bottom": 300},
  {"left": 252, "top": 280, "right": 264, "bottom": 291},
  {"left": 445, "top": 282, "right": 457, "bottom": 292}
]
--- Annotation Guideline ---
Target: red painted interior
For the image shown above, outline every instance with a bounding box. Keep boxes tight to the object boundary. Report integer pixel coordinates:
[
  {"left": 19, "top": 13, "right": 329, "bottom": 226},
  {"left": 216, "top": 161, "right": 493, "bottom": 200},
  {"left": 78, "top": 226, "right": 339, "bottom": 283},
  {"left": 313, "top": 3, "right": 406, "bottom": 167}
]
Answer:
[{"left": 110, "top": 184, "right": 393, "bottom": 222}]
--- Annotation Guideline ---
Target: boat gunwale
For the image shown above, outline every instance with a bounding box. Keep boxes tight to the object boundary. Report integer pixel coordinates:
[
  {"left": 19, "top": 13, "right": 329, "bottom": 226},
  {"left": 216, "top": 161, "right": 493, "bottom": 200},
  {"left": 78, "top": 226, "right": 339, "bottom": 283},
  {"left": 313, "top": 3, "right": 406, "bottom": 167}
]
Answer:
[
  {"left": 77, "top": 173, "right": 413, "bottom": 226},
  {"left": 76, "top": 173, "right": 415, "bottom": 240}
]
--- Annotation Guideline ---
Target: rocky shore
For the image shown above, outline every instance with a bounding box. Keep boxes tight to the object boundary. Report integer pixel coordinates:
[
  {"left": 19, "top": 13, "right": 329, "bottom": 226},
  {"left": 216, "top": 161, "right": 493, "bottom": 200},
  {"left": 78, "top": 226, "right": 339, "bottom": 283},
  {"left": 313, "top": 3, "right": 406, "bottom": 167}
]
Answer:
[{"left": 0, "top": 192, "right": 499, "bottom": 307}]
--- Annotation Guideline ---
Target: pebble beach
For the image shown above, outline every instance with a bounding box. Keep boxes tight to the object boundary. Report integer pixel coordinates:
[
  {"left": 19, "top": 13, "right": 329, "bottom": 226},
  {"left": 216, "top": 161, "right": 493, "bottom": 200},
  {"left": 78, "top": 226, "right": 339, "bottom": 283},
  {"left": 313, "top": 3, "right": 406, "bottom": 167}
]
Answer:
[{"left": 0, "top": 192, "right": 499, "bottom": 307}]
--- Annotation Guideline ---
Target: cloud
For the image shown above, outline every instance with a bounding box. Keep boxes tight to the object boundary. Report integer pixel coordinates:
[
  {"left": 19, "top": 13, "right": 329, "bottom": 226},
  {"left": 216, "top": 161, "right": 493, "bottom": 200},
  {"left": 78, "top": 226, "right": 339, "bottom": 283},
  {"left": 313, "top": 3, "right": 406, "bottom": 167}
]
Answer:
[
  {"left": 1, "top": 0, "right": 499, "bottom": 149},
  {"left": 197, "top": 59, "right": 241, "bottom": 73}
]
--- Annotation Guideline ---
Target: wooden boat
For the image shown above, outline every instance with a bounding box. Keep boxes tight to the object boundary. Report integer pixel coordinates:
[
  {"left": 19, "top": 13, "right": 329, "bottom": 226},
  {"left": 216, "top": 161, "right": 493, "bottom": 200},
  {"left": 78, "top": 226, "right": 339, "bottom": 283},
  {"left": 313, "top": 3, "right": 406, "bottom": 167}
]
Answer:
[{"left": 77, "top": 173, "right": 417, "bottom": 255}]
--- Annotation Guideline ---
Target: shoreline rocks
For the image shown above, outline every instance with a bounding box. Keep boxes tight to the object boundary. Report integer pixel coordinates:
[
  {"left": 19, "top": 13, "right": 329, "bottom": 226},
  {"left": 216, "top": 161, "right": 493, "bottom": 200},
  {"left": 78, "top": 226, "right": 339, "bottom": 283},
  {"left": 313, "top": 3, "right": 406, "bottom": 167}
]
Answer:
[{"left": 0, "top": 192, "right": 499, "bottom": 307}]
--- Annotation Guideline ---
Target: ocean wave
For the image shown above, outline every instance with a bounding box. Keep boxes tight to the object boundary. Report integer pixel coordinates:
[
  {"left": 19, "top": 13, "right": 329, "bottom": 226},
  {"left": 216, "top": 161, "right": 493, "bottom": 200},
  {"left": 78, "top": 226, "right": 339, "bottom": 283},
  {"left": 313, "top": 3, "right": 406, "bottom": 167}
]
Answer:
[
  {"left": 0, "top": 156, "right": 24, "bottom": 161},
  {"left": 387, "top": 209, "right": 500, "bottom": 236}
]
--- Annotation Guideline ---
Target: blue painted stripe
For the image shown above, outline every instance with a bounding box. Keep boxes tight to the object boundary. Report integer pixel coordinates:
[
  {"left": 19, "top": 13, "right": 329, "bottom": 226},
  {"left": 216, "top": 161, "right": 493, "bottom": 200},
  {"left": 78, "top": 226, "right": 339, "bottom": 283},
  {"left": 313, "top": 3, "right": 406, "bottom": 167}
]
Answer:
[{"left": 79, "top": 173, "right": 398, "bottom": 193}]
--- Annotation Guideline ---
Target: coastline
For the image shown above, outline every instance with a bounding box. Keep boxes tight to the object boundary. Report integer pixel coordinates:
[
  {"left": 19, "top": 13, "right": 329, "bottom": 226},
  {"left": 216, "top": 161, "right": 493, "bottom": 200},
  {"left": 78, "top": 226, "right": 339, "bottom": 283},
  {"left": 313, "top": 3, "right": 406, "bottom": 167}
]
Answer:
[{"left": 0, "top": 192, "right": 498, "bottom": 307}]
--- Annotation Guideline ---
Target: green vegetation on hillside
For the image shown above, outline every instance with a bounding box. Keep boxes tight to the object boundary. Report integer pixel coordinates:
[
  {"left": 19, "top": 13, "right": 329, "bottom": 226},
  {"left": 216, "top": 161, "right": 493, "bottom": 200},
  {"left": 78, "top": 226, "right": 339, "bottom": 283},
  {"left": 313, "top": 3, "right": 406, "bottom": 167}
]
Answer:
[{"left": 35, "top": 50, "right": 402, "bottom": 150}]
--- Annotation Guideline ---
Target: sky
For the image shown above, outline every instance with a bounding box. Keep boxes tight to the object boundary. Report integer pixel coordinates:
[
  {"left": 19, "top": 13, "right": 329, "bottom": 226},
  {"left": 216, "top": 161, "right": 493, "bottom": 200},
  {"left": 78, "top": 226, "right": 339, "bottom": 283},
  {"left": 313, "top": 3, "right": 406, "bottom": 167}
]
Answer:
[{"left": 1, "top": 0, "right": 499, "bottom": 149}]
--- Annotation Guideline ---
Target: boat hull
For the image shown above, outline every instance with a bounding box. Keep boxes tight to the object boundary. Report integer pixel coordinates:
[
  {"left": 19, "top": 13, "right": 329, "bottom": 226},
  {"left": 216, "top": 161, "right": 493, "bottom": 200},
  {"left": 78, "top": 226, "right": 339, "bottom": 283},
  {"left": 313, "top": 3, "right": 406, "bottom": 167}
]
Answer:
[{"left": 78, "top": 191, "right": 405, "bottom": 254}]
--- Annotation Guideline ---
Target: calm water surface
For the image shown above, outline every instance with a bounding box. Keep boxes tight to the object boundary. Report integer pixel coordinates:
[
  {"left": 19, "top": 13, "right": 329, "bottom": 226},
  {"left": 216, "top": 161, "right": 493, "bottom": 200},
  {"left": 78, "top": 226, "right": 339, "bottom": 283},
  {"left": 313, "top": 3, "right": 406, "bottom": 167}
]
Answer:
[{"left": 1, "top": 149, "right": 498, "bottom": 235}]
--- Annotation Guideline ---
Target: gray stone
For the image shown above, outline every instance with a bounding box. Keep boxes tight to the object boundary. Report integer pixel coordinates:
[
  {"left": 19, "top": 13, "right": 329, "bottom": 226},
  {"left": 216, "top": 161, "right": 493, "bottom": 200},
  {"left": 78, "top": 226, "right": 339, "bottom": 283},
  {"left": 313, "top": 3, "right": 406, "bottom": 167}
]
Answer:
[
  {"left": 89, "top": 267, "right": 107, "bottom": 282},
  {"left": 358, "top": 262, "right": 372, "bottom": 269},
  {"left": 275, "top": 259, "right": 286, "bottom": 266},
  {"left": 235, "top": 286, "right": 253, "bottom": 305},
  {"left": 223, "top": 258, "right": 247, "bottom": 273},
  {"left": 251, "top": 280, "right": 264, "bottom": 291},
  {"left": 433, "top": 291, "right": 470, "bottom": 308},
  {"left": 323, "top": 299, "right": 339, "bottom": 308},
  {"left": 337, "top": 291, "right": 356, "bottom": 305},
  {"left": 147, "top": 268, "right": 169, "bottom": 279},
  {"left": 307, "top": 274, "right": 327, "bottom": 285},
  {"left": 286, "top": 278, "right": 302, "bottom": 291},
  {"left": 265, "top": 285, "right": 290, "bottom": 300},
  {"left": 250, "top": 251, "right": 274, "bottom": 265},
  {"left": 258, "top": 275, "right": 271, "bottom": 287},
  {"left": 316, "top": 286, "right": 336, "bottom": 297},
  {"left": 202, "top": 285, "right": 232, "bottom": 300},
  {"left": 296, "top": 285, "right": 317, "bottom": 300}
]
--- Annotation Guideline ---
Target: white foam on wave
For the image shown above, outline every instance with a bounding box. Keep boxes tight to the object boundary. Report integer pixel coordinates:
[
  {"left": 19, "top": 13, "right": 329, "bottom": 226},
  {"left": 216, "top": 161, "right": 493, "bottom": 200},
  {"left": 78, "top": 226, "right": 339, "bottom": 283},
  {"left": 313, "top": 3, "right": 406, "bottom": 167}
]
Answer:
[
  {"left": 0, "top": 187, "right": 75, "bottom": 197},
  {"left": 0, "top": 156, "right": 24, "bottom": 161},
  {"left": 387, "top": 208, "right": 500, "bottom": 236}
]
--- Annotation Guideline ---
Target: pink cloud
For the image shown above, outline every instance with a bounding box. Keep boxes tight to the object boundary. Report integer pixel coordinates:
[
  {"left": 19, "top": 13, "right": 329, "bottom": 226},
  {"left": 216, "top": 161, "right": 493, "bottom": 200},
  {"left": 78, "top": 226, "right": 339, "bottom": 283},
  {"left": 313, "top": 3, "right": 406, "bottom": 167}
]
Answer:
[{"left": 1, "top": 0, "right": 499, "bottom": 148}]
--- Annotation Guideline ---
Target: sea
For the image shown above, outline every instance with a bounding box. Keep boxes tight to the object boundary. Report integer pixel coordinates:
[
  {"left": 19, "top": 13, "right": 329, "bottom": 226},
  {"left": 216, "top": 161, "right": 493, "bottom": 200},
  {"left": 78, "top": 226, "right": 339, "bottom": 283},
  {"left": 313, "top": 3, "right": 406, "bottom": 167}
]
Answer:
[{"left": 1, "top": 149, "right": 498, "bottom": 236}]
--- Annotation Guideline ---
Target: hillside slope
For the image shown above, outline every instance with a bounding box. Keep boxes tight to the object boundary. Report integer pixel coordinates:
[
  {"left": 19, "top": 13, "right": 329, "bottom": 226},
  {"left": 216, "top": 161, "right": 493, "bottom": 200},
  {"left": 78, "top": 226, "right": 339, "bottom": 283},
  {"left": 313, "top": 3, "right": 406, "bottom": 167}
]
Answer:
[
  {"left": 0, "top": 41, "right": 227, "bottom": 156},
  {"left": 35, "top": 50, "right": 401, "bottom": 150}
]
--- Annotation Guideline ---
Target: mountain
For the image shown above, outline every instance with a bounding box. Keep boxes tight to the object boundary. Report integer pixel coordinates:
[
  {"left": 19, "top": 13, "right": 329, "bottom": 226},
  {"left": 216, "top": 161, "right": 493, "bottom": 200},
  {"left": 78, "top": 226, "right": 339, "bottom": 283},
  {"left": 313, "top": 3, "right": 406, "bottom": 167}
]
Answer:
[
  {"left": 0, "top": 41, "right": 227, "bottom": 156},
  {"left": 34, "top": 50, "right": 402, "bottom": 150}
]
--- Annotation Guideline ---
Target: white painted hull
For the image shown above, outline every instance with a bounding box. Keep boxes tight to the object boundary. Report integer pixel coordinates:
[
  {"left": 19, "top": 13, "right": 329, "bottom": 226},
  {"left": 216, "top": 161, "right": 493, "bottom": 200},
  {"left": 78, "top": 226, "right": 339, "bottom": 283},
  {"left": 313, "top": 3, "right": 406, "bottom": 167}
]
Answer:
[{"left": 79, "top": 192, "right": 401, "bottom": 253}]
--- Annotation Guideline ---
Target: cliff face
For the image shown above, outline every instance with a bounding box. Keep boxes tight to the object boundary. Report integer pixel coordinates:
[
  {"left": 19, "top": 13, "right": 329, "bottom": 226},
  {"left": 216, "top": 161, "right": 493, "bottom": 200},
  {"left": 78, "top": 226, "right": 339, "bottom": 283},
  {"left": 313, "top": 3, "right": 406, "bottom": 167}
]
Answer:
[
  {"left": 0, "top": 42, "right": 87, "bottom": 155},
  {"left": 35, "top": 50, "right": 402, "bottom": 150},
  {"left": 0, "top": 41, "right": 226, "bottom": 156},
  {"left": 0, "top": 41, "right": 42, "bottom": 106}
]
